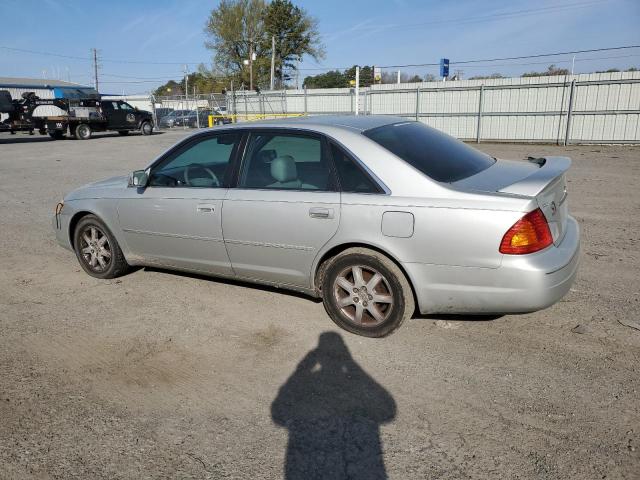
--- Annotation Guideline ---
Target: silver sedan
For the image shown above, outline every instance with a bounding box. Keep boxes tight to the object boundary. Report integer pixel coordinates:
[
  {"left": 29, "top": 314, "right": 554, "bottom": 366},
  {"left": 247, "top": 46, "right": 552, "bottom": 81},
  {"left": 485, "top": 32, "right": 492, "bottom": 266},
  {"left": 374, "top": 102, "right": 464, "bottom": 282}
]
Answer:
[{"left": 53, "top": 116, "right": 580, "bottom": 337}]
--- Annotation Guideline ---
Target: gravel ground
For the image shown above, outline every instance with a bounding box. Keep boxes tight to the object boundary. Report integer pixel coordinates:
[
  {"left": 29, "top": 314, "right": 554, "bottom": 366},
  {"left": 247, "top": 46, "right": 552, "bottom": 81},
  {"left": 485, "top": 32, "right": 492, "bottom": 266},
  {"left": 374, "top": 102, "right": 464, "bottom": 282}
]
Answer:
[{"left": 0, "top": 129, "right": 638, "bottom": 479}]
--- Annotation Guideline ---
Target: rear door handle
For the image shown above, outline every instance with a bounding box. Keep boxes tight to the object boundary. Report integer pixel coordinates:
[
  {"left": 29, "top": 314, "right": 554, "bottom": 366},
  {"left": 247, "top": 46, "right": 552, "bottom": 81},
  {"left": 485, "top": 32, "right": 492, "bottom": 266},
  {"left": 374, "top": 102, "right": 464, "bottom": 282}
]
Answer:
[
  {"left": 197, "top": 204, "right": 216, "bottom": 213},
  {"left": 309, "top": 207, "right": 333, "bottom": 219}
]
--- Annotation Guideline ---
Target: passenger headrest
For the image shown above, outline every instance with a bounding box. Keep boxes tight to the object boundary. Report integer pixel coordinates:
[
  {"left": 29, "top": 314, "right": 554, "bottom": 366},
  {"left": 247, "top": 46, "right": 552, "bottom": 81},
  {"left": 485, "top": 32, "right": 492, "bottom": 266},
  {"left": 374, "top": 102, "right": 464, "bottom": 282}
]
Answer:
[{"left": 270, "top": 155, "right": 297, "bottom": 183}]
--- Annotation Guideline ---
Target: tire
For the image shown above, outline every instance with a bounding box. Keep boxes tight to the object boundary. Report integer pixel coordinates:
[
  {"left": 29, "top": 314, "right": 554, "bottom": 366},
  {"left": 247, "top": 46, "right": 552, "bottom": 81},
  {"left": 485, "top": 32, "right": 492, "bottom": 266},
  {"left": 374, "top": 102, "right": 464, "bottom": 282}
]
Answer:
[
  {"left": 320, "top": 248, "right": 415, "bottom": 338},
  {"left": 73, "top": 215, "right": 129, "bottom": 279},
  {"left": 75, "top": 123, "right": 91, "bottom": 140},
  {"left": 140, "top": 121, "right": 153, "bottom": 135},
  {"left": 118, "top": 130, "right": 129, "bottom": 136}
]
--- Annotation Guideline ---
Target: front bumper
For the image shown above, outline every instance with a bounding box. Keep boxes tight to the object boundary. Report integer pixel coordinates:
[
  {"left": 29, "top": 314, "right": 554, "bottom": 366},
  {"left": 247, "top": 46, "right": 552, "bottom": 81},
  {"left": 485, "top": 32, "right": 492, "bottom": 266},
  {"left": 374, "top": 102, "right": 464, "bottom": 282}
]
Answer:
[
  {"left": 404, "top": 216, "right": 581, "bottom": 315},
  {"left": 53, "top": 210, "right": 73, "bottom": 251}
]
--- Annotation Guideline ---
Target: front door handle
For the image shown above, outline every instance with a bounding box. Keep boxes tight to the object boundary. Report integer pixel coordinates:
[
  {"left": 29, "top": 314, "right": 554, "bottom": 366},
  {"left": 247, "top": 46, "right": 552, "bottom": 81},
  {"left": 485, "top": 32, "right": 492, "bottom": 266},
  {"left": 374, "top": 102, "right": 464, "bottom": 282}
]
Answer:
[
  {"left": 309, "top": 207, "right": 334, "bottom": 219},
  {"left": 197, "top": 204, "right": 216, "bottom": 213}
]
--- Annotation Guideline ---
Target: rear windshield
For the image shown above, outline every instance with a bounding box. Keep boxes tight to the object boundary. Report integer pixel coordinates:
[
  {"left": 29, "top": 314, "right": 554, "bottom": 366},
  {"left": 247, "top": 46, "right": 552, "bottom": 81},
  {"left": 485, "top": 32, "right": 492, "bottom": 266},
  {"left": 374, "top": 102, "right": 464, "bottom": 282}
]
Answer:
[{"left": 364, "top": 122, "right": 495, "bottom": 182}]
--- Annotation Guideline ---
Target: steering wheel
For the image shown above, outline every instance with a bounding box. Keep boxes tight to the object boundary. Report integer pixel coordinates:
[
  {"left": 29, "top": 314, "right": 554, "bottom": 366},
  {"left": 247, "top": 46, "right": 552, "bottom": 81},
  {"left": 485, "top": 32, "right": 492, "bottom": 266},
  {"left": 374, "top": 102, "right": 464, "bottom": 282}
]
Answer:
[{"left": 184, "top": 163, "right": 220, "bottom": 187}]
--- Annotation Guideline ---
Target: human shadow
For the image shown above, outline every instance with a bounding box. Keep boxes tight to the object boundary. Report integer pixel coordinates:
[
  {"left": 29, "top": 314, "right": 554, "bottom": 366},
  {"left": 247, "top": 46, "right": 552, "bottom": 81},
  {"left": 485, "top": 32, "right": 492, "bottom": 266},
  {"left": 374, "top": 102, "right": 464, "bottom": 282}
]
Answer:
[{"left": 271, "top": 332, "right": 396, "bottom": 480}]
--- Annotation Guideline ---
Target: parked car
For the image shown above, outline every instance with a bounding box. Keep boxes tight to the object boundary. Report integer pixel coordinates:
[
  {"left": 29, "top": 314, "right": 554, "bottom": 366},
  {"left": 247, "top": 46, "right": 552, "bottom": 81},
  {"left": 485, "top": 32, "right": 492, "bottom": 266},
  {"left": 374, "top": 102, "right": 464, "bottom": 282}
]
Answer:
[
  {"left": 172, "top": 110, "right": 197, "bottom": 128},
  {"left": 154, "top": 107, "right": 173, "bottom": 123},
  {"left": 159, "top": 110, "right": 190, "bottom": 128},
  {"left": 53, "top": 116, "right": 580, "bottom": 337},
  {"left": 182, "top": 109, "right": 233, "bottom": 128}
]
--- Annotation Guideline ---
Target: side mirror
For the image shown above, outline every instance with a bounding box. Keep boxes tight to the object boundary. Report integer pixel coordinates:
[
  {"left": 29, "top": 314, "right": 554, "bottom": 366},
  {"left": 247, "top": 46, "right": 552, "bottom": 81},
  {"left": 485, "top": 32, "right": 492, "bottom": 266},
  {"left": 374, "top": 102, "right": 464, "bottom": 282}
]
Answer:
[{"left": 129, "top": 170, "right": 148, "bottom": 188}]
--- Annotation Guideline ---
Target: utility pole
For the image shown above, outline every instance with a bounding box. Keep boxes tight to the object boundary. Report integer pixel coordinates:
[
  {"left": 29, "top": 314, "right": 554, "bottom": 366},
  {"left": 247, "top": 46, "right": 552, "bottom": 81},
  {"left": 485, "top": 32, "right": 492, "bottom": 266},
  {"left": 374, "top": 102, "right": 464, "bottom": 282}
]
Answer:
[
  {"left": 270, "top": 35, "right": 275, "bottom": 91},
  {"left": 571, "top": 55, "right": 576, "bottom": 75},
  {"left": 92, "top": 48, "right": 99, "bottom": 92},
  {"left": 249, "top": 40, "right": 254, "bottom": 91},
  {"left": 184, "top": 65, "right": 189, "bottom": 128},
  {"left": 397, "top": 70, "right": 401, "bottom": 84}
]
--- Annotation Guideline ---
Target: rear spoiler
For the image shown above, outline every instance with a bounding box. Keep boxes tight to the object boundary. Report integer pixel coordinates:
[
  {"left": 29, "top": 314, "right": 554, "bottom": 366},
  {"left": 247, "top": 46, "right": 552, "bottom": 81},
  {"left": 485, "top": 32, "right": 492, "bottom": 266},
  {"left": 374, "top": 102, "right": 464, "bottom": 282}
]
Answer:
[{"left": 499, "top": 156, "right": 571, "bottom": 197}]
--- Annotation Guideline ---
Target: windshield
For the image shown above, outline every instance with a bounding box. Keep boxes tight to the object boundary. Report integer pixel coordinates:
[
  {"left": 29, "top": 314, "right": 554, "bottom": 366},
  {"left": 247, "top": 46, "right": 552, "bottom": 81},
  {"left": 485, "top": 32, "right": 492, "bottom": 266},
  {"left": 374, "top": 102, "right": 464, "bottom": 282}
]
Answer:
[{"left": 364, "top": 122, "right": 495, "bottom": 182}]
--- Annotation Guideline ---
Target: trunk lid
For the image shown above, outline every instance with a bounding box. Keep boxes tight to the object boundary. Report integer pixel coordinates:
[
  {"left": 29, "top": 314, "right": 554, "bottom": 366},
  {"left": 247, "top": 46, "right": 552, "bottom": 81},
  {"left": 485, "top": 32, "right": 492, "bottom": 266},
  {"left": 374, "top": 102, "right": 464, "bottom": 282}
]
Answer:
[{"left": 453, "top": 156, "right": 570, "bottom": 245}]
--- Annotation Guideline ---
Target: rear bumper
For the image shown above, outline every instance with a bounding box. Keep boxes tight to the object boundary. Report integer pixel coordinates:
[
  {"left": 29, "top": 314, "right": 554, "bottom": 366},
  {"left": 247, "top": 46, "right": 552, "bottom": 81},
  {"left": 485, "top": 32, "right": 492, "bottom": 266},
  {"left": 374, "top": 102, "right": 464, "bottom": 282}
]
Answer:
[{"left": 404, "top": 216, "right": 581, "bottom": 315}]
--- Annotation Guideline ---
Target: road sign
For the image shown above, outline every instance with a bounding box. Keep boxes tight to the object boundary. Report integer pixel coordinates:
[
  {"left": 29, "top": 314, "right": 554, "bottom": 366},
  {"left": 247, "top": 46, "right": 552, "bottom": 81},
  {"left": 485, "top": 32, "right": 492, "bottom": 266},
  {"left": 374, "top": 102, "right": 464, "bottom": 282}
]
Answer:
[{"left": 440, "top": 58, "right": 450, "bottom": 78}]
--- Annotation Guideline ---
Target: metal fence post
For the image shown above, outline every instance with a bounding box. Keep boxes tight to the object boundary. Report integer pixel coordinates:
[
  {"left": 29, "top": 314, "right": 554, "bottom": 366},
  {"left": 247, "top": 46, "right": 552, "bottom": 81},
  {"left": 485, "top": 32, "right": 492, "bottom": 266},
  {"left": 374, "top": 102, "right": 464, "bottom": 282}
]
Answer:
[
  {"left": 476, "top": 85, "right": 484, "bottom": 143},
  {"left": 564, "top": 79, "right": 576, "bottom": 146},
  {"left": 150, "top": 94, "right": 159, "bottom": 130},
  {"left": 304, "top": 88, "right": 308, "bottom": 114},
  {"left": 415, "top": 87, "right": 420, "bottom": 121},
  {"left": 283, "top": 89, "right": 287, "bottom": 115}
]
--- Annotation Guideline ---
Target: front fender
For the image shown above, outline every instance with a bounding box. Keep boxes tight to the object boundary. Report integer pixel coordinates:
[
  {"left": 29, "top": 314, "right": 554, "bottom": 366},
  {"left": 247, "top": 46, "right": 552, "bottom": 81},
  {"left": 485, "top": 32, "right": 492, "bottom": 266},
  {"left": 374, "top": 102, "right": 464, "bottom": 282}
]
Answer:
[{"left": 61, "top": 199, "right": 135, "bottom": 263}]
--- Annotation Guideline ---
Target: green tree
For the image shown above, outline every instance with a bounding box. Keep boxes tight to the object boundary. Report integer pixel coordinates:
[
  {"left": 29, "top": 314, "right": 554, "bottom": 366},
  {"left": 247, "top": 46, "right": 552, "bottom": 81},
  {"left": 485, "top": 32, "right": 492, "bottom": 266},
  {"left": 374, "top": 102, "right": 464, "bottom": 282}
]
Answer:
[
  {"left": 303, "top": 65, "right": 375, "bottom": 89},
  {"left": 469, "top": 73, "right": 504, "bottom": 80},
  {"left": 521, "top": 64, "right": 570, "bottom": 77},
  {"left": 154, "top": 80, "right": 182, "bottom": 97},
  {"left": 303, "top": 70, "right": 345, "bottom": 88},
  {"left": 205, "top": 0, "right": 267, "bottom": 88},
  {"left": 204, "top": 0, "right": 324, "bottom": 89},
  {"left": 263, "top": 0, "right": 324, "bottom": 88},
  {"left": 344, "top": 65, "right": 373, "bottom": 87}
]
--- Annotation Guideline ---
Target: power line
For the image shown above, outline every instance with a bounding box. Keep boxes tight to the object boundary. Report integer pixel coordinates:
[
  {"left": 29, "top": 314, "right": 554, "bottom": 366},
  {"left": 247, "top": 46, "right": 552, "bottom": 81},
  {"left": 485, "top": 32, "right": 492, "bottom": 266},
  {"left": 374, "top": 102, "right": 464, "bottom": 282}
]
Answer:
[
  {"left": 0, "top": 45, "right": 203, "bottom": 66},
  {"left": 297, "top": 45, "right": 640, "bottom": 72},
  {"left": 456, "top": 53, "right": 640, "bottom": 69},
  {"left": 3, "top": 43, "right": 639, "bottom": 75},
  {"left": 451, "top": 45, "right": 640, "bottom": 66}
]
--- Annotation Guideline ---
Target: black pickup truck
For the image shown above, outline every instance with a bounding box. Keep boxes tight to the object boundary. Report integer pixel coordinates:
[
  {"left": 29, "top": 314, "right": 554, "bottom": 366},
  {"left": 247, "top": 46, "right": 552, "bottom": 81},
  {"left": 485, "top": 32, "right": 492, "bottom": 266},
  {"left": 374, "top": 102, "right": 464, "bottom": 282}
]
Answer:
[
  {"left": 0, "top": 91, "right": 154, "bottom": 140},
  {"left": 47, "top": 99, "right": 154, "bottom": 140}
]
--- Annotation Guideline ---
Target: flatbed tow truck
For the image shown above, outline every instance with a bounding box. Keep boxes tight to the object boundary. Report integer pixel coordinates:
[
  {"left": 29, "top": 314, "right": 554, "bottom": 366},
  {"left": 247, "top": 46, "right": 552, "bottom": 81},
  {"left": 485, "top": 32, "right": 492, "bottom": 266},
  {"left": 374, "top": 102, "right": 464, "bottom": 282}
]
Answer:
[{"left": 0, "top": 90, "right": 154, "bottom": 140}]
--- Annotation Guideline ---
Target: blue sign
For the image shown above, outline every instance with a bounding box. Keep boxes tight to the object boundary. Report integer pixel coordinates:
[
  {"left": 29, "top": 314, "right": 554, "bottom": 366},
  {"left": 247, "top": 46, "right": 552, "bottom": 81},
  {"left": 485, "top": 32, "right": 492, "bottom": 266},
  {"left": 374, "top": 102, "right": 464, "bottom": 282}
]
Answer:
[{"left": 440, "top": 58, "right": 450, "bottom": 78}]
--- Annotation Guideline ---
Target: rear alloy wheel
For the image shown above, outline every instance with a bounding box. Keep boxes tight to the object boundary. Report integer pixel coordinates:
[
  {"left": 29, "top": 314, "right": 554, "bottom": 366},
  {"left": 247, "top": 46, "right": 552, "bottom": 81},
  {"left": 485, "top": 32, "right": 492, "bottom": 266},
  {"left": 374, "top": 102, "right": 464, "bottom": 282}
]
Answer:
[
  {"left": 73, "top": 215, "right": 129, "bottom": 279},
  {"left": 321, "top": 248, "right": 414, "bottom": 337},
  {"left": 75, "top": 123, "right": 91, "bottom": 140},
  {"left": 140, "top": 121, "right": 153, "bottom": 135}
]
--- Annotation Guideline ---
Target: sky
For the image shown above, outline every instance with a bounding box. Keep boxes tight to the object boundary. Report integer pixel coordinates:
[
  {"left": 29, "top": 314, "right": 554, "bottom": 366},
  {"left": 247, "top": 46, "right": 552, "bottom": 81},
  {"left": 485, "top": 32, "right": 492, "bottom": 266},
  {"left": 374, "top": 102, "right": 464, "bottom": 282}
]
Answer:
[{"left": 0, "top": 0, "right": 639, "bottom": 94}]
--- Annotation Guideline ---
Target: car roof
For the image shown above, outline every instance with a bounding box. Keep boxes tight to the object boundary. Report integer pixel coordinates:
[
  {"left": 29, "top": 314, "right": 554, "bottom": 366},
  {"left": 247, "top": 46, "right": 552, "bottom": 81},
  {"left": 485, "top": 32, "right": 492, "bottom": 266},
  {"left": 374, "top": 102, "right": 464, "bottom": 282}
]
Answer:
[{"left": 223, "top": 114, "right": 409, "bottom": 133}]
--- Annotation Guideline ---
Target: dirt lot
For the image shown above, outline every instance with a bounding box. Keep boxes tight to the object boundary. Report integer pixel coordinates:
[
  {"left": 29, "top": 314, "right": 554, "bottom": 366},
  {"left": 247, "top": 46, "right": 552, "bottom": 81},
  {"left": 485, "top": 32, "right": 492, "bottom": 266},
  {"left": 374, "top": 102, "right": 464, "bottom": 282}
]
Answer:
[{"left": 0, "top": 129, "right": 638, "bottom": 479}]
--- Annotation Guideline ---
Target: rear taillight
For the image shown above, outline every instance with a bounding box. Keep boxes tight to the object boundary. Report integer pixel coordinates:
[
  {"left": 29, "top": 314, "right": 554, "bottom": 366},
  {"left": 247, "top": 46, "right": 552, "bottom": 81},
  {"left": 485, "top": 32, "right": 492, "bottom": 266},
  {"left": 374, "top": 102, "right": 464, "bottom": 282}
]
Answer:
[{"left": 499, "top": 208, "right": 553, "bottom": 254}]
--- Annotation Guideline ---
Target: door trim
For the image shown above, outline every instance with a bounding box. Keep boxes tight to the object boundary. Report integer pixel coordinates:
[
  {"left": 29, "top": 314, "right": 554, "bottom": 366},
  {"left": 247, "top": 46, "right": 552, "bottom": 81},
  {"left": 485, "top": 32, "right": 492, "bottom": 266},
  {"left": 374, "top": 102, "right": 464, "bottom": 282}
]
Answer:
[{"left": 121, "top": 228, "right": 224, "bottom": 243}]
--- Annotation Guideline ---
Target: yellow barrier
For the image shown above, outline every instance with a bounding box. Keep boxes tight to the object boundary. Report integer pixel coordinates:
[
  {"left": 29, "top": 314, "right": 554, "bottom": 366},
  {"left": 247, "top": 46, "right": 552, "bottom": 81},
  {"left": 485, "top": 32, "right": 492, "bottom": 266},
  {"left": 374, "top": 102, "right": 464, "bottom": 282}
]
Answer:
[{"left": 207, "top": 113, "right": 306, "bottom": 127}]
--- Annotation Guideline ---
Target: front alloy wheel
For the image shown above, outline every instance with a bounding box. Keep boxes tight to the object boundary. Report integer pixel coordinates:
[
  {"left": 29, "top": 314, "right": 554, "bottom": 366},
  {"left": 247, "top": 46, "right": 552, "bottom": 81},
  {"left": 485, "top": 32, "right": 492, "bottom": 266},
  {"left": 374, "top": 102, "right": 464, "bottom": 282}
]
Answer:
[
  {"left": 79, "top": 225, "right": 111, "bottom": 273},
  {"left": 73, "top": 215, "right": 129, "bottom": 279}
]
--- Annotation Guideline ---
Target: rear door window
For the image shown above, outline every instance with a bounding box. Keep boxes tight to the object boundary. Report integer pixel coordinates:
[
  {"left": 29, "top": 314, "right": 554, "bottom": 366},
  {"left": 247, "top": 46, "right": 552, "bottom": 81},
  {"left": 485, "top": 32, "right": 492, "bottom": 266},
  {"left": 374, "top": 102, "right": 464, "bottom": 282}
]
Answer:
[
  {"left": 364, "top": 122, "right": 495, "bottom": 182},
  {"left": 330, "top": 143, "right": 382, "bottom": 194}
]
